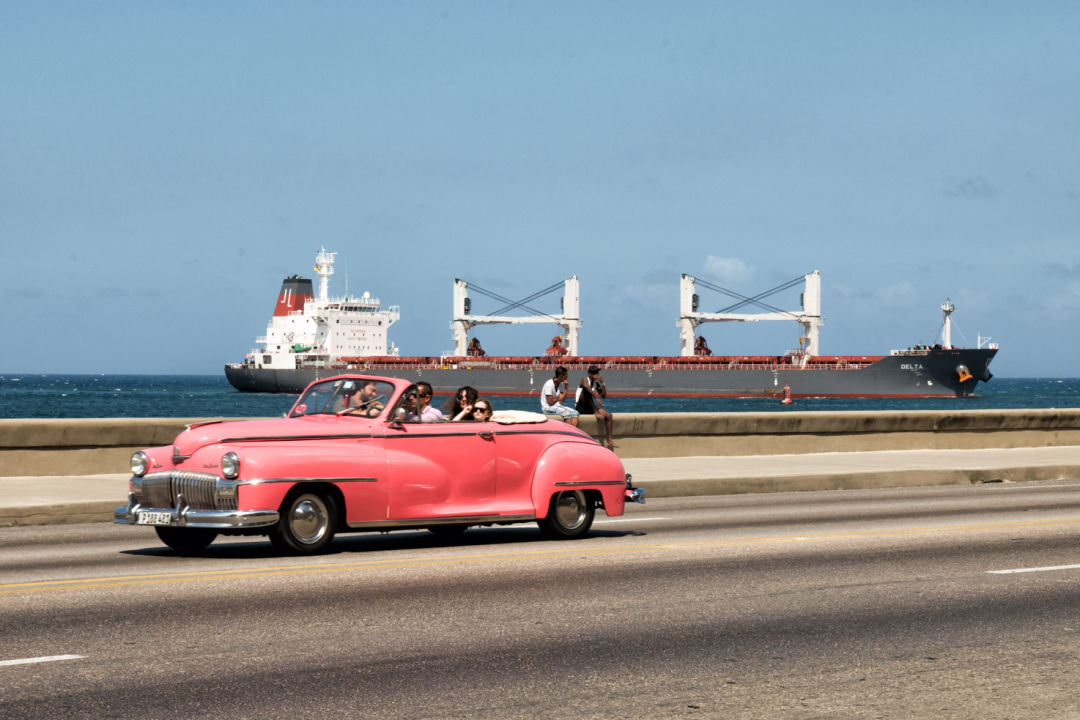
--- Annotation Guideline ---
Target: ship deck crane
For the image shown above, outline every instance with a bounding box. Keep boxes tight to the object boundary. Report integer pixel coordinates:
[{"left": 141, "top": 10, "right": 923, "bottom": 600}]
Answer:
[
  {"left": 679, "top": 270, "right": 823, "bottom": 361},
  {"left": 451, "top": 277, "right": 581, "bottom": 356}
]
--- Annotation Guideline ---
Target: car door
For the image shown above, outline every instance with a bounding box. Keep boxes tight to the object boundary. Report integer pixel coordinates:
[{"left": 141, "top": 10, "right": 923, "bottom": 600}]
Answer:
[
  {"left": 488, "top": 426, "right": 553, "bottom": 516},
  {"left": 336, "top": 435, "right": 390, "bottom": 524},
  {"left": 384, "top": 422, "right": 498, "bottom": 520}
]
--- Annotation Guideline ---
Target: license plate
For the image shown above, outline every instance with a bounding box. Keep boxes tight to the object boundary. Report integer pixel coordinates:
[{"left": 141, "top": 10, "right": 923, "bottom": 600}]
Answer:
[{"left": 136, "top": 511, "right": 173, "bottom": 526}]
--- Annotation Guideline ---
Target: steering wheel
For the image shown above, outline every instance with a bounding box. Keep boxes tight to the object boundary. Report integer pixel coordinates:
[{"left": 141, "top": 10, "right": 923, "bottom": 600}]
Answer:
[{"left": 337, "top": 394, "right": 387, "bottom": 416}]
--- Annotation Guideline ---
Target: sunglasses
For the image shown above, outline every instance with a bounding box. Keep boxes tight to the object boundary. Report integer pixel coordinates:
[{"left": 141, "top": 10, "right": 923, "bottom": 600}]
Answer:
[{"left": 473, "top": 406, "right": 490, "bottom": 413}]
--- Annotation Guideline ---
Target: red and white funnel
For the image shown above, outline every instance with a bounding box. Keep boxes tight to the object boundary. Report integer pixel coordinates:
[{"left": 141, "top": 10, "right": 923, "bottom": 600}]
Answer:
[{"left": 273, "top": 275, "right": 314, "bottom": 317}]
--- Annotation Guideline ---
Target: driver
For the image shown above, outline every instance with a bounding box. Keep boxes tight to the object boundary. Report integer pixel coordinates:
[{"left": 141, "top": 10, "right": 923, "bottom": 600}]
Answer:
[
  {"left": 345, "top": 381, "right": 385, "bottom": 417},
  {"left": 404, "top": 381, "right": 444, "bottom": 422}
]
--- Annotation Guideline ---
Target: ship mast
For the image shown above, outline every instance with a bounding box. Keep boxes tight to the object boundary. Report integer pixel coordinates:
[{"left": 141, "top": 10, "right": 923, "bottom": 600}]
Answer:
[
  {"left": 940, "top": 299, "right": 955, "bottom": 349},
  {"left": 314, "top": 247, "right": 336, "bottom": 305}
]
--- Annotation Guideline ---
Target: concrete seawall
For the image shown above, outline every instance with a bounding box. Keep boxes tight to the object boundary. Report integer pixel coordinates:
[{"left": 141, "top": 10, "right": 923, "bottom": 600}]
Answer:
[
  {"left": 610, "top": 408, "right": 1080, "bottom": 457},
  {"left": 3, "top": 410, "right": 1080, "bottom": 527},
  {"left": 4, "top": 409, "right": 1080, "bottom": 477}
]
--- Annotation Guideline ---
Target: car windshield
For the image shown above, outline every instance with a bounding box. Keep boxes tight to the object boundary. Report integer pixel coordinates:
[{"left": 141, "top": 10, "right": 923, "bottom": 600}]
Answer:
[{"left": 289, "top": 378, "right": 396, "bottom": 418}]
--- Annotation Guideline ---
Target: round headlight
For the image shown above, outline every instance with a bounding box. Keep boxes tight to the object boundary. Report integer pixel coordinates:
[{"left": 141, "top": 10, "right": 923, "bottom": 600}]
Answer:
[
  {"left": 130, "top": 451, "right": 149, "bottom": 477},
  {"left": 221, "top": 452, "right": 240, "bottom": 479}
]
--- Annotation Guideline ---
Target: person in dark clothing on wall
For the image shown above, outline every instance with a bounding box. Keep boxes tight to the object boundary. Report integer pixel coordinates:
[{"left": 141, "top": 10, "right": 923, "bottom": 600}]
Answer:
[{"left": 576, "top": 365, "right": 615, "bottom": 449}]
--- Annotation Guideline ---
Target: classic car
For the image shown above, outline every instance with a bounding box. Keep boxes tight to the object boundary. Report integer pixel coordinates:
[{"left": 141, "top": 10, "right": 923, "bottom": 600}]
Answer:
[{"left": 115, "top": 375, "right": 644, "bottom": 554}]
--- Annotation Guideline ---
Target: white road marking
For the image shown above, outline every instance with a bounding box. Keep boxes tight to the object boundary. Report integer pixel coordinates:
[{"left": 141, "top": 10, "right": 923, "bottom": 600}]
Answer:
[
  {"left": 988, "top": 563, "right": 1080, "bottom": 575},
  {"left": 0, "top": 654, "right": 85, "bottom": 668},
  {"left": 595, "top": 516, "right": 667, "bottom": 524}
]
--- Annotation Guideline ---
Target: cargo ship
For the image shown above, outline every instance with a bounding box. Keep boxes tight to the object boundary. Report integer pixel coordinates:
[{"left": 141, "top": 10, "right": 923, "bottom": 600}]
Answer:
[{"left": 224, "top": 248, "right": 997, "bottom": 398}]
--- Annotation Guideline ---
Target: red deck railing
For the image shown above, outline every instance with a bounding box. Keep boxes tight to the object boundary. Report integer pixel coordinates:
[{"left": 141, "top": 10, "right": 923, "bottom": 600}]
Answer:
[{"left": 309, "top": 355, "right": 885, "bottom": 372}]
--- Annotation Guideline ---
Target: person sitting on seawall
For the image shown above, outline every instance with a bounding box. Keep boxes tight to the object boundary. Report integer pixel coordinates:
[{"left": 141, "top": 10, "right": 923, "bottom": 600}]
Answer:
[
  {"left": 576, "top": 365, "right": 615, "bottom": 449},
  {"left": 540, "top": 366, "right": 579, "bottom": 426},
  {"left": 444, "top": 385, "right": 478, "bottom": 419},
  {"left": 404, "top": 381, "right": 444, "bottom": 422},
  {"left": 455, "top": 398, "right": 493, "bottom": 422},
  {"left": 345, "top": 380, "right": 385, "bottom": 417}
]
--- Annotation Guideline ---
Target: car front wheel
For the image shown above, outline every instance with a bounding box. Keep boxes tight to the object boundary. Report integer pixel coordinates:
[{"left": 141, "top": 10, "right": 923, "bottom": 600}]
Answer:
[
  {"left": 155, "top": 527, "right": 217, "bottom": 554},
  {"left": 537, "top": 490, "right": 594, "bottom": 539},
  {"left": 270, "top": 491, "right": 337, "bottom": 554}
]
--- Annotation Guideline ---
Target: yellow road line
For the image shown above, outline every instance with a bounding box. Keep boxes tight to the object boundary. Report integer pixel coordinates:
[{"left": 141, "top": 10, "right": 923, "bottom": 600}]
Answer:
[{"left": 4, "top": 516, "right": 1080, "bottom": 596}]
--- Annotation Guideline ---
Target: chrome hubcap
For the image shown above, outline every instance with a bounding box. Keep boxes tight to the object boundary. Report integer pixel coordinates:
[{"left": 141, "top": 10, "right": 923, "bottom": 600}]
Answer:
[
  {"left": 555, "top": 491, "right": 587, "bottom": 530},
  {"left": 290, "top": 496, "right": 329, "bottom": 545}
]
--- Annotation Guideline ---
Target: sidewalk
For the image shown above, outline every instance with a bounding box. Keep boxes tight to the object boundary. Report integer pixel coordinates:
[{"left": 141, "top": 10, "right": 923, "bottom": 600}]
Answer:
[
  {"left": 2, "top": 446, "right": 1079, "bottom": 527},
  {"left": 625, "top": 445, "right": 1080, "bottom": 497}
]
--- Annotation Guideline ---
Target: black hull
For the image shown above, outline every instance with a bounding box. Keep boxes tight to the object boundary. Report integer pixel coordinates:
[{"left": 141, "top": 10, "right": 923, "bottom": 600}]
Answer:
[{"left": 225, "top": 348, "right": 996, "bottom": 398}]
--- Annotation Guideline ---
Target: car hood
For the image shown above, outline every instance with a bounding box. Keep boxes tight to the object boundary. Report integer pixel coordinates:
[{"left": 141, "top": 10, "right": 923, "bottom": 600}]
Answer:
[{"left": 172, "top": 416, "right": 372, "bottom": 457}]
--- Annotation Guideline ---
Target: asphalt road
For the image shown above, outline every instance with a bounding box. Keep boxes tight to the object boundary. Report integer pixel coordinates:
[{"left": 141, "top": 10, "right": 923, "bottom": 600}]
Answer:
[{"left": 4, "top": 481, "right": 1080, "bottom": 719}]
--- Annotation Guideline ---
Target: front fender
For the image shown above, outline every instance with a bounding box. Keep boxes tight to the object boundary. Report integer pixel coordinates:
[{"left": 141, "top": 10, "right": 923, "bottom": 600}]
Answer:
[
  {"left": 140, "top": 445, "right": 175, "bottom": 475},
  {"left": 530, "top": 440, "right": 628, "bottom": 518},
  {"left": 189, "top": 442, "right": 385, "bottom": 516}
]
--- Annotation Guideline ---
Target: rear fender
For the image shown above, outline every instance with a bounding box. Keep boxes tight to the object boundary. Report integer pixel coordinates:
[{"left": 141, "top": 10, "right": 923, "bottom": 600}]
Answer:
[{"left": 530, "top": 440, "right": 628, "bottom": 518}]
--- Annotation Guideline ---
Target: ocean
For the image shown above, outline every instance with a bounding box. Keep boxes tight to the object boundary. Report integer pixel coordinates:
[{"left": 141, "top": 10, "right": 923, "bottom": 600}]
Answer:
[{"left": 1, "top": 374, "right": 1078, "bottom": 419}]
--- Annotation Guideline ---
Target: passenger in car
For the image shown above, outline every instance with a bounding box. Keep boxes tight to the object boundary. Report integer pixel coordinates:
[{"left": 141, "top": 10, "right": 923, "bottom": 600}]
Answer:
[
  {"left": 444, "top": 385, "right": 478, "bottom": 419},
  {"left": 454, "top": 398, "right": 492, "bottom": 422},
  {"left": 472, "top": 400, "right": 493, "bottom": 421},
  {"left": 404, "top": 381, "right": 444, "bottom": 422}
]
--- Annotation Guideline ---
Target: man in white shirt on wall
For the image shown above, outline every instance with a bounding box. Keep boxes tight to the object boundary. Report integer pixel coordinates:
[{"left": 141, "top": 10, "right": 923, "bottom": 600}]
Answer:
[{"left": 540, "top": 366, "right": 579, "bottom": 426}]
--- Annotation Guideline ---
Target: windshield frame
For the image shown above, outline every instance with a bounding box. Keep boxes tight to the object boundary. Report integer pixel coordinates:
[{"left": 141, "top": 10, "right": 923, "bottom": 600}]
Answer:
[{"left": 288, "top": 377, "right": 398, "bottom": 419}]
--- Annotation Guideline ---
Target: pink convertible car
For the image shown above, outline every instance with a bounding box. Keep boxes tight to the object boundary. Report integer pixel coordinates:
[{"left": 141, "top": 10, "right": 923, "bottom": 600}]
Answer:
[{"left": 115, "top": 375, "right": 644, "bottom": 554}]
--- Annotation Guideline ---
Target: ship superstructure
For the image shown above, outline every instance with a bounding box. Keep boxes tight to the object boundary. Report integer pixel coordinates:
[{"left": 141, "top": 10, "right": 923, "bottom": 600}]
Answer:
[{"left": 245, "top": 248, "right": 399, "bottom": 371}]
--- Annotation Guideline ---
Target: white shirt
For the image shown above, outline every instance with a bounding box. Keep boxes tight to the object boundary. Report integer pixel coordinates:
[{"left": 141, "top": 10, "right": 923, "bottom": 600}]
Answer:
[{"left": 540, "top": 378, "right": 565, "bottom": 411}]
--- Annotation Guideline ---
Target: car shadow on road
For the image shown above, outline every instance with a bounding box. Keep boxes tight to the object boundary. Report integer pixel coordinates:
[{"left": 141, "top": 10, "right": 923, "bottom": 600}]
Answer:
[{"left": 120, "top": 526, "right": 647, "bottom": 559}]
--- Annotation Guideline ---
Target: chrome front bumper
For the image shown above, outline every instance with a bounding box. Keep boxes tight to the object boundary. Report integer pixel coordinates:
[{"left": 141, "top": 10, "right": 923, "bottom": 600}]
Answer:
[{"left": 114, "top": 493, "right": 279, "bottom": 530}]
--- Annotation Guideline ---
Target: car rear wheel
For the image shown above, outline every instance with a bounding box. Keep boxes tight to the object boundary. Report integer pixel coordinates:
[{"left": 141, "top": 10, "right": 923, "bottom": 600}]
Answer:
[
  {"left": 269, "top": 491, "right": 337, "bottom": 555},
  {"left": 537, "top": 490, "right": 594, "bottom": 539},
  {"left": 155, "top": 527, "right": 217, "bottom": 554}
]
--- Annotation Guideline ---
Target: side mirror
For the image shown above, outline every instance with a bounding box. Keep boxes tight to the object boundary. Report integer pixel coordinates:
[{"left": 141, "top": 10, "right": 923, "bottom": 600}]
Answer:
[{"left": 387, "top": 406, "right": 407, "bottom": 428}]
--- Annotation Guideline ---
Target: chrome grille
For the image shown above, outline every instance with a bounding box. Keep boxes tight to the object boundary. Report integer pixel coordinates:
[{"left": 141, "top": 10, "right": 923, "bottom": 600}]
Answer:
[{"left": 139, "top": 471, "right": 236, "bottom": 511}]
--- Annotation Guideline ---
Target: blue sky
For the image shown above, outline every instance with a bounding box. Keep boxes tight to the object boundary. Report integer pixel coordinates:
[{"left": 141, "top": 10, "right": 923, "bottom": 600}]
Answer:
[{"left": 3, "top": 2, "right": 1078, "bottom": 377}]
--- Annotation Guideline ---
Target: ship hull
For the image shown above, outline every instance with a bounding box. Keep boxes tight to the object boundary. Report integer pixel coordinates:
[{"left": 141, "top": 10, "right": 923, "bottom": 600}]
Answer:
[{"left": 225, "top": 348, "right": 996, "bottom": 398}]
